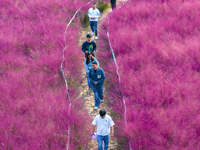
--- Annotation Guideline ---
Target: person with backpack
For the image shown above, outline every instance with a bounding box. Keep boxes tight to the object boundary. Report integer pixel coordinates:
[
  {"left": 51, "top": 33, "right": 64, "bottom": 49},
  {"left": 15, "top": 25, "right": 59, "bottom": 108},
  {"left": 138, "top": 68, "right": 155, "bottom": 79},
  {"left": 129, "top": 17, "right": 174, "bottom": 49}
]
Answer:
[
  {"left": 84, "top": 52, "right": 99, "bottom": 89},
  {"left": 82, "top": 34, "right": 97, "bottom": 57},
  {"left": 89, "top": 61, "right": 105, "bottom": 110},
  {"left": 88, "top": 2, "right": 101, "bottom": 40}
]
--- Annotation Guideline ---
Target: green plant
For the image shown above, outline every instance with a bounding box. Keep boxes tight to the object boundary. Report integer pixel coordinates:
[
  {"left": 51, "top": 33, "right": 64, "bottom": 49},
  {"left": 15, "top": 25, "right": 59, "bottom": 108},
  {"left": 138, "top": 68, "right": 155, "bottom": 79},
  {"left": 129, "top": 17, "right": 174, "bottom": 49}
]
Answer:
[
  {"left": 97, "top": 1, "right": 109, "bottom": 13},
  {"left": 80, "top": 14, "right": 90, "bottom": 28}
]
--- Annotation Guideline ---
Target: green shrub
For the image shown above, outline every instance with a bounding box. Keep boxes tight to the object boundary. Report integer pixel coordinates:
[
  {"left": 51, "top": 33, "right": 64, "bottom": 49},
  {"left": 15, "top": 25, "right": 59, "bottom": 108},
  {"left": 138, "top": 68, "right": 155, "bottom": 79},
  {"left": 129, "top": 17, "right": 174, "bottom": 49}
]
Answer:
[
  {"left": 97, "top": 1, "right": 109, "bottom": 13},
  {"left": 79, "top": 14, "right": 90, "bottom": 28}
]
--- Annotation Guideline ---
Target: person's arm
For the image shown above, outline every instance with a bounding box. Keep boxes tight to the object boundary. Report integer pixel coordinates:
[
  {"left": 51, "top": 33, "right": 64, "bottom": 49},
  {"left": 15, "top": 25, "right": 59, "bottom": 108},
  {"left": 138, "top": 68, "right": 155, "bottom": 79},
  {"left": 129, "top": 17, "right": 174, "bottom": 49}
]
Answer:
[
  {"left": 94, "top": 58, "right": 99, "bottom": 67},
  {"left": 89, "top": 70, "right": 95, "bottom": 83},
  {"left": 92, "top": 125, "right": 97, "bottom": 135},
  {"left": 92, "top": 116, "right": 97, "bottom": 134},
  {"left": 109, "top": 116, "right": 115, "bottom": 138},
  {"left": 92, "top": 42, "right": 96, "bottom": 54},
  {"left": 88, "top": 9, "right": 92, "bottom": 18},
  {"left": 93, "top": 42, "right": 96, "bottom": 51},
  {"left": 84, "top": 59, "right": 89, "bottom": 73},
  {"left": 97, "top": 69, "right": 105, "bottom": 84},
  {"left": 110, "top": 126, "right": 114, "bottom": 138},
  {"left": 82, "top": 42, "right": 87, "bottom": 53}
]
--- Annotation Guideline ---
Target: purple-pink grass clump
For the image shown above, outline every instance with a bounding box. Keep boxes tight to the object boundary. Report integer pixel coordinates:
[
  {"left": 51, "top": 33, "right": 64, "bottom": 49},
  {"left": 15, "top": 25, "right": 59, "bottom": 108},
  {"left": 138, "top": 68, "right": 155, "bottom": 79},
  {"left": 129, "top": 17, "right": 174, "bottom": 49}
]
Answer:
[
  {"left": 0, "top": 0, "right": 99, "bottom": 149},
  {"left": 98, "top": 0, "right": 200, "bottom": 149}
]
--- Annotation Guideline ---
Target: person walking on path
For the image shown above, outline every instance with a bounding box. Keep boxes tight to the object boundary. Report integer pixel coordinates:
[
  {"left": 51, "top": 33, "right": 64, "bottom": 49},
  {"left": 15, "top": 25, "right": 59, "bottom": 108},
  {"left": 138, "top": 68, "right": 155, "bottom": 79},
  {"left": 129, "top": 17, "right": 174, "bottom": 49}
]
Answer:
[
  {"left": 89, "top": 61, "right": 105, "bottom": 110},
  {"left": 110, "top": 0, "right": 116, "bottom": 10},
  {"left": 82, "top": 34, "right": 96, "bottom": 57},
  {"left": 88, "top": 2, "right": 100, "bottom": 40},
  {"left": 92, "top": 109, "right": 115, "bottom": 150},
  {"left": 84, "top": 53, "right": 99, "bottom": 89}
]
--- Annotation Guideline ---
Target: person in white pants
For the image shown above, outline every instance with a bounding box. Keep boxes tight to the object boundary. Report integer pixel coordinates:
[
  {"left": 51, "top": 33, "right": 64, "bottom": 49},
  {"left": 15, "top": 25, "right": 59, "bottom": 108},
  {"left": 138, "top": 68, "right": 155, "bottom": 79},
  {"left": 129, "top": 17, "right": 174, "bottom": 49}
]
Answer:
[{"left": 88, "top": 3, "right": 100, "bottom": 40}]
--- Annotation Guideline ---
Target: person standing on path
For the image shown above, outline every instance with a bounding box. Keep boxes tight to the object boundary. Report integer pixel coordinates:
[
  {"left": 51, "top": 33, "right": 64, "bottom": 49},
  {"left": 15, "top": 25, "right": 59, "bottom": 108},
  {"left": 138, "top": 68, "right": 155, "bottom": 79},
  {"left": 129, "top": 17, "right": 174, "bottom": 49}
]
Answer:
[
  {"left": 89, "top": 61, "right": 105, "bottom": 110},
  {"left": 82, "top": 34, "right": 96, "bottom": 57},
  {"left": 110, "top": 0, "right": 116, "bottom": 10},
  {"left": 84, "top": 53, "right": 99, "bottom": 89},
  {"left": 92, "top": 109, "right": 115, "bottom": 150},
  {"left": 88, "top": 2, "right": 100, "bottom": 40}
]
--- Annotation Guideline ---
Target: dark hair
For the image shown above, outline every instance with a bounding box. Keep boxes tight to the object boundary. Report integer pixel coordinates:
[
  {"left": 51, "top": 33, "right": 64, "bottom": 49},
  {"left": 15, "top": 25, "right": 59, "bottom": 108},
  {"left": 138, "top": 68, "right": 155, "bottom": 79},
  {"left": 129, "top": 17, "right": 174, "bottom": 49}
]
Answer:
[
  {"left": 93, "top": 2, "right": 96, "bottom": 5},
  {"left": 86, "top": 34, "right": 92, "bottom": 38},
  {"left": 99, "top": 109, "right": 106, "bottom": 116},
  {"left": 86, "top": 53, "right": 94, "bottom": 64}
]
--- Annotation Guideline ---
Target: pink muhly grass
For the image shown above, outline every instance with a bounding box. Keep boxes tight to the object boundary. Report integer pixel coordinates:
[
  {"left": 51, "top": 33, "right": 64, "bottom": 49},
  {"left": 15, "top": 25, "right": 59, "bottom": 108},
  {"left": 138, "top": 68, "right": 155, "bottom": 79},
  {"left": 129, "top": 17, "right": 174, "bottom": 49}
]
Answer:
[
  {"left": 0, "top": 0, "right": 95, "bottom": 149},
  {"left": 98, "top": 0, "right": 200, "bottom": 149}
]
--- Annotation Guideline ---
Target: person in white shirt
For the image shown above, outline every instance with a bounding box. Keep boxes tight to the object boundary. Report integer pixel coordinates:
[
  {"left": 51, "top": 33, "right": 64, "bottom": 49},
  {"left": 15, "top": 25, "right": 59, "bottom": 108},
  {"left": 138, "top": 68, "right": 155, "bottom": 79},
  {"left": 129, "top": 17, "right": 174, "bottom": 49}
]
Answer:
[
  {"left": 88, "top": 3, "right": 101, "bottom": 40},
  {"left": 92, "top": 109, "right": 115, "bottom": 150}
]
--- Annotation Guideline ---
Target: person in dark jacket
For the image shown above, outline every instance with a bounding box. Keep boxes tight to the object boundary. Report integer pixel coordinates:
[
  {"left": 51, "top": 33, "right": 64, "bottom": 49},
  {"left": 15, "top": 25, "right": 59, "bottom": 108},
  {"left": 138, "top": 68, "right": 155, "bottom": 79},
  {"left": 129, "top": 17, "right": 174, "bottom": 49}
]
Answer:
[
  {"left": 84, "top": 53, "right": 99, "bottom": 89},
  {"left": 82, "top": 34, "right": 96, "bottom": 57},
  {"left": 89, "top": 61, "right": 105, "bottom": 110},
  {"left": 110, "top": 0, "right": 116, "bottom": 10}
]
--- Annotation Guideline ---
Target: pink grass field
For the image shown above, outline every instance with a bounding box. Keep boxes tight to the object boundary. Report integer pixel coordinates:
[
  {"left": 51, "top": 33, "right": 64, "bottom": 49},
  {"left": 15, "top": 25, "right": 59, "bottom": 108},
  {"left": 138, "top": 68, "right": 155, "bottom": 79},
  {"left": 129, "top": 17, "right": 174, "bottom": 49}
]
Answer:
[
  {"left": 0, "top": 0, "right": 102, "bottom": 149},
  {"left": 98, "top": 0, "right": 200, "bottom": 149}
]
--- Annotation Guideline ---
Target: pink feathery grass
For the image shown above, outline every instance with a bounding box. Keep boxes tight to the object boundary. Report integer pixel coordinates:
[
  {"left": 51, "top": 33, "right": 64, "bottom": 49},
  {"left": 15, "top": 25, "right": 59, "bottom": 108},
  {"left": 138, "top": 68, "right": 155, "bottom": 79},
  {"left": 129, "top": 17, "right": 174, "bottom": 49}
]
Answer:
[
  {"left": 0, "top": 0, "right": 99, "bottom": 149},
  {"left": 98, "top": 0, "right": 200, "bottom": 149}
]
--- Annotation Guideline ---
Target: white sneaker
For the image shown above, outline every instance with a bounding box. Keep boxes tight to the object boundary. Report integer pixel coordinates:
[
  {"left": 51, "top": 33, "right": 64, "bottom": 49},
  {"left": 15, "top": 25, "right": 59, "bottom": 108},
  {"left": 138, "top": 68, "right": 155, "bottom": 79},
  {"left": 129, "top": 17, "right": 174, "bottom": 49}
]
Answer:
[
  {"left": 94, "top": 106, "right": 98, "bottom": 110},
  {"left": 100, "top": 99, "right": 104, "bottom": 103},
  {"left": 95, "top": 36, "right": 98, "bottom": 40},
  {"left": 91, "top": 32, "right": 94, "bottom": 36}
]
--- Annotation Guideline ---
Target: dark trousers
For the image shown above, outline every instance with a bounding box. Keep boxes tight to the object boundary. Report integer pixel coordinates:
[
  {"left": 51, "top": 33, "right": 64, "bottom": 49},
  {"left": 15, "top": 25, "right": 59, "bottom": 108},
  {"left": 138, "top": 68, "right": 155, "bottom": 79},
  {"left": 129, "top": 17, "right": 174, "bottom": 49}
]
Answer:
[
  {"left": 92, "top": 85, "right": 104, "bottom": 107},
  {"left": 110, "top": 0, "right": 116, "bottom": 10},
  {"left": 90, "top": 21, "right": 98, "bottom": 36}
]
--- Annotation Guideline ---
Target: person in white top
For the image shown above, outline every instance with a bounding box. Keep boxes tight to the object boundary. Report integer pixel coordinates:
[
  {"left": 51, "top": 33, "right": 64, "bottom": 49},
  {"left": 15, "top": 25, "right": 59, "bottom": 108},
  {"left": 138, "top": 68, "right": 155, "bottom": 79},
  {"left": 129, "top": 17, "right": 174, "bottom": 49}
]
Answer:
[
  {"left": 88, "top": 3, "right": 100, "bottom": 40},
  {"left": 92, "top": 109, "right": 115, "bottom": 150}
]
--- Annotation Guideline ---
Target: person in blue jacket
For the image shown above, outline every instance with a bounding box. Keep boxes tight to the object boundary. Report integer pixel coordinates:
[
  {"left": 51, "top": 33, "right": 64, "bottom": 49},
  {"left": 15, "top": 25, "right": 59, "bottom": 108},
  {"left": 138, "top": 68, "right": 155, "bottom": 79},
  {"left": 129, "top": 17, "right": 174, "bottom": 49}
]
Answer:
[
  {"left": 89, "top": 61, "right": 105, "bottom": 110},
  {"left": 85, "top": 52, "right": 99, "bottom": 89},
  {"left": 82, "top": 34, "right": 96, "bottom": 57}
]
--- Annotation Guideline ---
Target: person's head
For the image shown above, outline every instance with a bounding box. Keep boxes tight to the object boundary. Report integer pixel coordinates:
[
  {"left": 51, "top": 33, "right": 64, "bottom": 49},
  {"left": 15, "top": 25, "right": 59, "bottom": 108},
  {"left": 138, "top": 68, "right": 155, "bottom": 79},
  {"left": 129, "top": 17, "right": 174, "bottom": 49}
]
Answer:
[
  {"left": 88, "top": 53, "right": 92, "bottom": 59},
  {"left": 92, "top": 3, "right": 97, "bottom": 9},
  {"left": 92, "top": 61, "right": 98, "bottom": 70},
  {"left": 86, "top": 52, "right": 94, "bottom": 64},
  {"left": 99, "top": 109, "right": 106, "bottom": 118},
  {"left": 86, "top": 34, "right": 92, "bottom": 42}
]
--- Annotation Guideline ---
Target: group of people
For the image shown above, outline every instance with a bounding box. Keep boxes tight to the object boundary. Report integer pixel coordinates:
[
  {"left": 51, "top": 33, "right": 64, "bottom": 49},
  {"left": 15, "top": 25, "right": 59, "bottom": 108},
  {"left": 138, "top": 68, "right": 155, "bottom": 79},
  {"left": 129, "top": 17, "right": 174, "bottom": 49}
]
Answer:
[{"left": 81, "top": 2, "right": 117, "bottom": 150}]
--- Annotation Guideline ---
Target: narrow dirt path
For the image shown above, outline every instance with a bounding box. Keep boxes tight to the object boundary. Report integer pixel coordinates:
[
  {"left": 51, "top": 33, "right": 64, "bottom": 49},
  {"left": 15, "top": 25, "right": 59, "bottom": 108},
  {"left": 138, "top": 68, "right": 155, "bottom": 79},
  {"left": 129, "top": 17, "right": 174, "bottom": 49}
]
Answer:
[
  {"left": 77, "top": 9, "right": 119, "bottom": 150},
  {"left": 77, "top": 1, "right": 126, "bottom": 149}
]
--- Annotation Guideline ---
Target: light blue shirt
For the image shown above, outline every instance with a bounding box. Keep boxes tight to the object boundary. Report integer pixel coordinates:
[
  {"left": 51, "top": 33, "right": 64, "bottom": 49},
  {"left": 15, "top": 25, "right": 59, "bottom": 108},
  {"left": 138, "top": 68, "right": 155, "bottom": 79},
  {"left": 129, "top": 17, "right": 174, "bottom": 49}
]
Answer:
[{"left": 84, "top": 58, "right": 99, "bottom": 73}]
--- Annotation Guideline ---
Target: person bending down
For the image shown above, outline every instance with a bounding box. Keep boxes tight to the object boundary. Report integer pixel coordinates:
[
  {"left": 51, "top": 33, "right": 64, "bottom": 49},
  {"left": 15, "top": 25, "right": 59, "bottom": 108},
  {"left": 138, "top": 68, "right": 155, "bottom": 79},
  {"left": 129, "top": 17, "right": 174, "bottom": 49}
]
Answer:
[
  {"left": 84, "top": 53, "right": 99, "bottom": 89},
  {"left": 92, "top": 109, "right": 115, "bottom": 150},
  {"left": 89, "top": 61, "right": 105, "bottom": 110}
]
